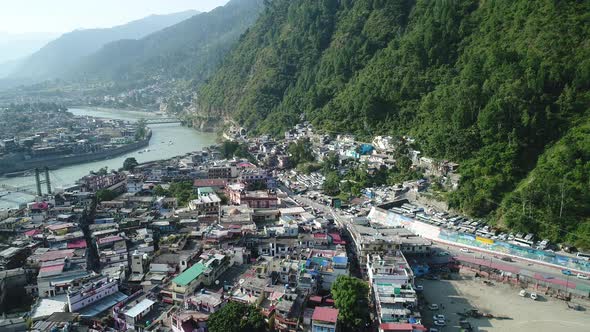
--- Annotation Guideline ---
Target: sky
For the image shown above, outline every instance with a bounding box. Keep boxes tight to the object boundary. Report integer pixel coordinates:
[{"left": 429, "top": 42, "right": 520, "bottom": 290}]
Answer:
[{"left": 0, "top": 0, "right": 231, "bottom": 34}]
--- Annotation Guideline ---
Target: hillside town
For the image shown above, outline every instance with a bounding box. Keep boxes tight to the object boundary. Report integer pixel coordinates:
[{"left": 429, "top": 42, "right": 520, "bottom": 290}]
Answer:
[{"left": 0, "top": 120, "right": 588, "bottom": 332}]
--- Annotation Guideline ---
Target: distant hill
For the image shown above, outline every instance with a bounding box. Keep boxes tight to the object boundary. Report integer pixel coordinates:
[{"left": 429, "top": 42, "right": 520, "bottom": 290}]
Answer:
[
  {"left": 0, "top": 58, "right": 24, "bottom": 79},
  {"left": 9, "top": 10, "right": 200, "bottom": 80},
  {"left": 0, "top": 32, "right": 59, "bottom": 63},
  {"left": 67, "top": 0, "right": 264, "bottom": 84}
]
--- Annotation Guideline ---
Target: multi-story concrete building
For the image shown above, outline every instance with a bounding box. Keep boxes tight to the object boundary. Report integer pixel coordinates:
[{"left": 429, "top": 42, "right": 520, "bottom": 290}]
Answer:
[
  {"left": 162, "top": 252, "right": 231, "bottom": 303},
  {"left": 207, "top": 163, "right": 238, "bottom": 179},
  {"left": 96, "top": 235, "right": 128, "bottom": 270},
  {"left": 67, "top": 275, "right": 122, "bottom": 313},
  {"left": 126, "top": 175, "right": 144, "bottom": 194},
  {"left": 367, "top": 253, "right": 419, "bottom": 327},
  {"left": 311, "top": 307, "right": 339, "bottom": 332},
  {"left": 188, "top": 193, "right": 221, "bottom": 215},
  {"left": 226, "top": 184, "right": 278, "bottom": 209},
  {"left": 348, "top": 223, "right": 430, "bottom": 276}
]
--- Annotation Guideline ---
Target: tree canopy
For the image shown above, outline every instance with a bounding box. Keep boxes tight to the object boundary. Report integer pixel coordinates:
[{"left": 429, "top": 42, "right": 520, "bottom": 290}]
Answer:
[
  {"left": 153, "top": 181, "right": 196, "bottom": 206},
  {"left": 123, "top": 157, "right": 139, "bottom": 171},
  {"left": 331, "top": 275, "right": 370, "bottom": 330},
  {"left": 207, "top": 302, "right": 265, "bottom": 332},
  {"left": 287, "top": 138, "right": 315, "bottom": 167},
  {"left": 95, "top": 189, "right": 116, "bottom": 202}
]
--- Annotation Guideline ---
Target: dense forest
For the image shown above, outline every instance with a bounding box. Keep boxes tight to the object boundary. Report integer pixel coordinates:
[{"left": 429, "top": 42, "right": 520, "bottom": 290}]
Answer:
[{"left": 198, "top": 0, "right": 590, "bottom": 247}]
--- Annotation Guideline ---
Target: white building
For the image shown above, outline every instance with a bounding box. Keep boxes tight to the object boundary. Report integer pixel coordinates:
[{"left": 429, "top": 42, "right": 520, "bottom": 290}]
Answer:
[
  {"left": 67, "top": 275, "right": 119, "bottom": 313},
  {"left": 124, "top": 298, "right": 155, "bottom": 329},
  {"left": 126, "top": 175, "right": 144, "bottom": 194},
  {"left": 131, "top": 251, "right": 149, "bottom": 275},
  {"left": 367, "top": 253, "right": 418, "bottom": 325},
  {"left": 188, "top": 193, "right": 221, "bottom": 215}
]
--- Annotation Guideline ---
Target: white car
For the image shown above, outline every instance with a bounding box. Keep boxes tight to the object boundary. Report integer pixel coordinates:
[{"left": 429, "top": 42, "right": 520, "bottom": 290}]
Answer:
[
  {"left": 433, "top": 314, "right": 446, "bottom": 321},
  {"left": 577, "top": 273, "right": 589, "bottom": 280},
  {"left": 433, "top": 320, "right": 446, "bottom": 327},
  {"left": 460, "top": 248, "right": 471, "bottom": 253},
  {"left": 428, "top": 304, "right": 439, "bottom": 310}
]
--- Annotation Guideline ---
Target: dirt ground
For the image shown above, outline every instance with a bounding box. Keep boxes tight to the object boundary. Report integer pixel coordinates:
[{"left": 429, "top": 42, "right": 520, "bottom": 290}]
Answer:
[{"left": 418, "top": 272, "right": 590, "bottom": 331}]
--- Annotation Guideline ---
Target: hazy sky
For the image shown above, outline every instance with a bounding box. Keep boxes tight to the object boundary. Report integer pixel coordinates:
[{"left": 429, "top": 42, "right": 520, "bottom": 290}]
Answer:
[{"left": 0, "top": 0, "right": 231, "bottom": 34}]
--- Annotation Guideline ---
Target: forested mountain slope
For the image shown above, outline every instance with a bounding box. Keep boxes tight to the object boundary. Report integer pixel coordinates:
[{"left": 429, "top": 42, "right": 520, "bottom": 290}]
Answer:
[
  {"left": 10, "top": 10, "right": 199, "bottom": 80},
  {"left": 68, "top": 0, "right": 264, "bottom": 84},
  {"left": 198, "top": 0, "right": 590, "bottom": 246}
]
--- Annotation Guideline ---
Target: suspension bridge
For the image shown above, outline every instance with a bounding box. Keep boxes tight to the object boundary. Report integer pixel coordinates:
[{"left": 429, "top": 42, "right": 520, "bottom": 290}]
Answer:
[{"left": 0, "top": 167, "right": 62, "bottom": 205}]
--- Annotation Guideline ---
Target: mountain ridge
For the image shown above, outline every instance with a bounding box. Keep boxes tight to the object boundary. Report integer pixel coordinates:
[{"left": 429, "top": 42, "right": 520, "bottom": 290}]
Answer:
[
  {"left": 9, "top": 10, "right": 200, "bottom": 80},
  {"left": 66, "top": 0, "right": 264, "bottom": 84},
  {"left": 196, "top": 0, "right": 590, "bottom": 247}
]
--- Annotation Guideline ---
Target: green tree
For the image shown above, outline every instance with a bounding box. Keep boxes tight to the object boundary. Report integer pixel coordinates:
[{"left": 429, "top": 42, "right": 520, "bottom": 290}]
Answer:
[
  {"left": 167, "top": 181, "right": 197, "bottom": 206},
  {"left": 96, "top": 166, "right": 108, "bottom": 176},
  {"left": 96, "top": 189, "right": 116, "bottom": 202},
  {"left": 123, "top": 157, "right": 139, "bottom": 171},
  {"left": 323, "top": 171, "right": 341, "bottom": 196},
  {"left": 321, "top": 152, "right": 340, "bottom": 175},
  {"left": 208, "top": 302, "right": 265, "bottom": 332},
  {"left": 153, "top": 185, "right": 168, "bottom": 197},
  {"left": 287, "top": 138, "right": 315, "bottom": 167},
  {"left": 331, "top": 275, "right": 370, "bottom": 330},
  {"left": 220, "top": 140, "right": 254, "bottom": 162},
  {"left": 135, "top": 118, "right": 147, "bottom": 140}
]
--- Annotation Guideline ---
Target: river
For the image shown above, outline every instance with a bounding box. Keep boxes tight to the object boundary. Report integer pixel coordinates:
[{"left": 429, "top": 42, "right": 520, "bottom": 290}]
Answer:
[{"left": 0, "top": 107, "right": 217, "bottom": 208}]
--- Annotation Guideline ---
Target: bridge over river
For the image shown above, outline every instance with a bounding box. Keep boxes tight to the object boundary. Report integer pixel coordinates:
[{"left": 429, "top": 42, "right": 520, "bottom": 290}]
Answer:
[{"left": 144, "top": 118, "right": 182, "bottom": 125}]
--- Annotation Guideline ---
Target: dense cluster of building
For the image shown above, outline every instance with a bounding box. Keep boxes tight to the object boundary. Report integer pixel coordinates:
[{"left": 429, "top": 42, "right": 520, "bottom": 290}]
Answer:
[
  {"left": 0, "top": 108, "right": 147, "bottom": 176},
  {"left": 0, "top": 120, "right": 482, "bottom": 332}
]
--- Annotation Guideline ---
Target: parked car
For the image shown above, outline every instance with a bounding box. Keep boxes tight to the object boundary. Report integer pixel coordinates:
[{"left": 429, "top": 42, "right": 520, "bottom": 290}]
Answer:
[
  {"left": 501, "top": 256, "right": 514, "bottom": 262},
  {"left": 415, "top": 285, "right": 424, "bottom": 291},
  {"left": 530, "top": 292, "right": 538, "bottom": 300},
  {"left": 428, "top": 304, "right": 439, "bottom": 310},
  {"left": 562, "top": 269, "right": 573, "bottom": 276},
  {"left": 577, "top": 273, "right": 589, "bottom": 280},
  {"left": 519, "top": 289, "right": 527, "bottom": 297},
  {"left": 460, "top": 248, "right": 472, "bottom": 253}
]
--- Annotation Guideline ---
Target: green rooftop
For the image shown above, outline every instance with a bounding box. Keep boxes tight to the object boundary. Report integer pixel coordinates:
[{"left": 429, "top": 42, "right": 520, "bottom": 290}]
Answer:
[
  {"left": 198, "top": 187, "right": 215, "bottom": 196},
  {"left": 172, "top": 263, "right": 206, "bottom": 286}
]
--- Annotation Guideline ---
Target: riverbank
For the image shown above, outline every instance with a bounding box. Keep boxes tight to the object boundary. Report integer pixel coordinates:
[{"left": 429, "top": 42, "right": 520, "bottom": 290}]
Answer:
[
  {"left": 67, "top": 106, "right": 162, "bottom": 120},
  {"left": 0, "top": 108, "right": 217, "bottom": 209}
]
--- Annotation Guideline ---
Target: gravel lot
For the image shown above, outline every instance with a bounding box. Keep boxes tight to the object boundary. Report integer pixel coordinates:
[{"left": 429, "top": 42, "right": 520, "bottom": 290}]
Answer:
[{"left": 419, "top": 272, "right": 590, "bottom": 331}]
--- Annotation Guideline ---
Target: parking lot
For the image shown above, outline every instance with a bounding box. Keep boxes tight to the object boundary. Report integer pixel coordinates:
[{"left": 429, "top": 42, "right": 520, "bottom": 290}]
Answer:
[{"left": 419, "top": 272, "right": 590, "bottom": 331}]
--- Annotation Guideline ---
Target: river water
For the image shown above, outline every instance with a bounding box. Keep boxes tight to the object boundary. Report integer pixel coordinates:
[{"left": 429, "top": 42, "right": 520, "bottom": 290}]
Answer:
[{"left": 0, "top": 107, "right": 217, "bottom": 208}]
